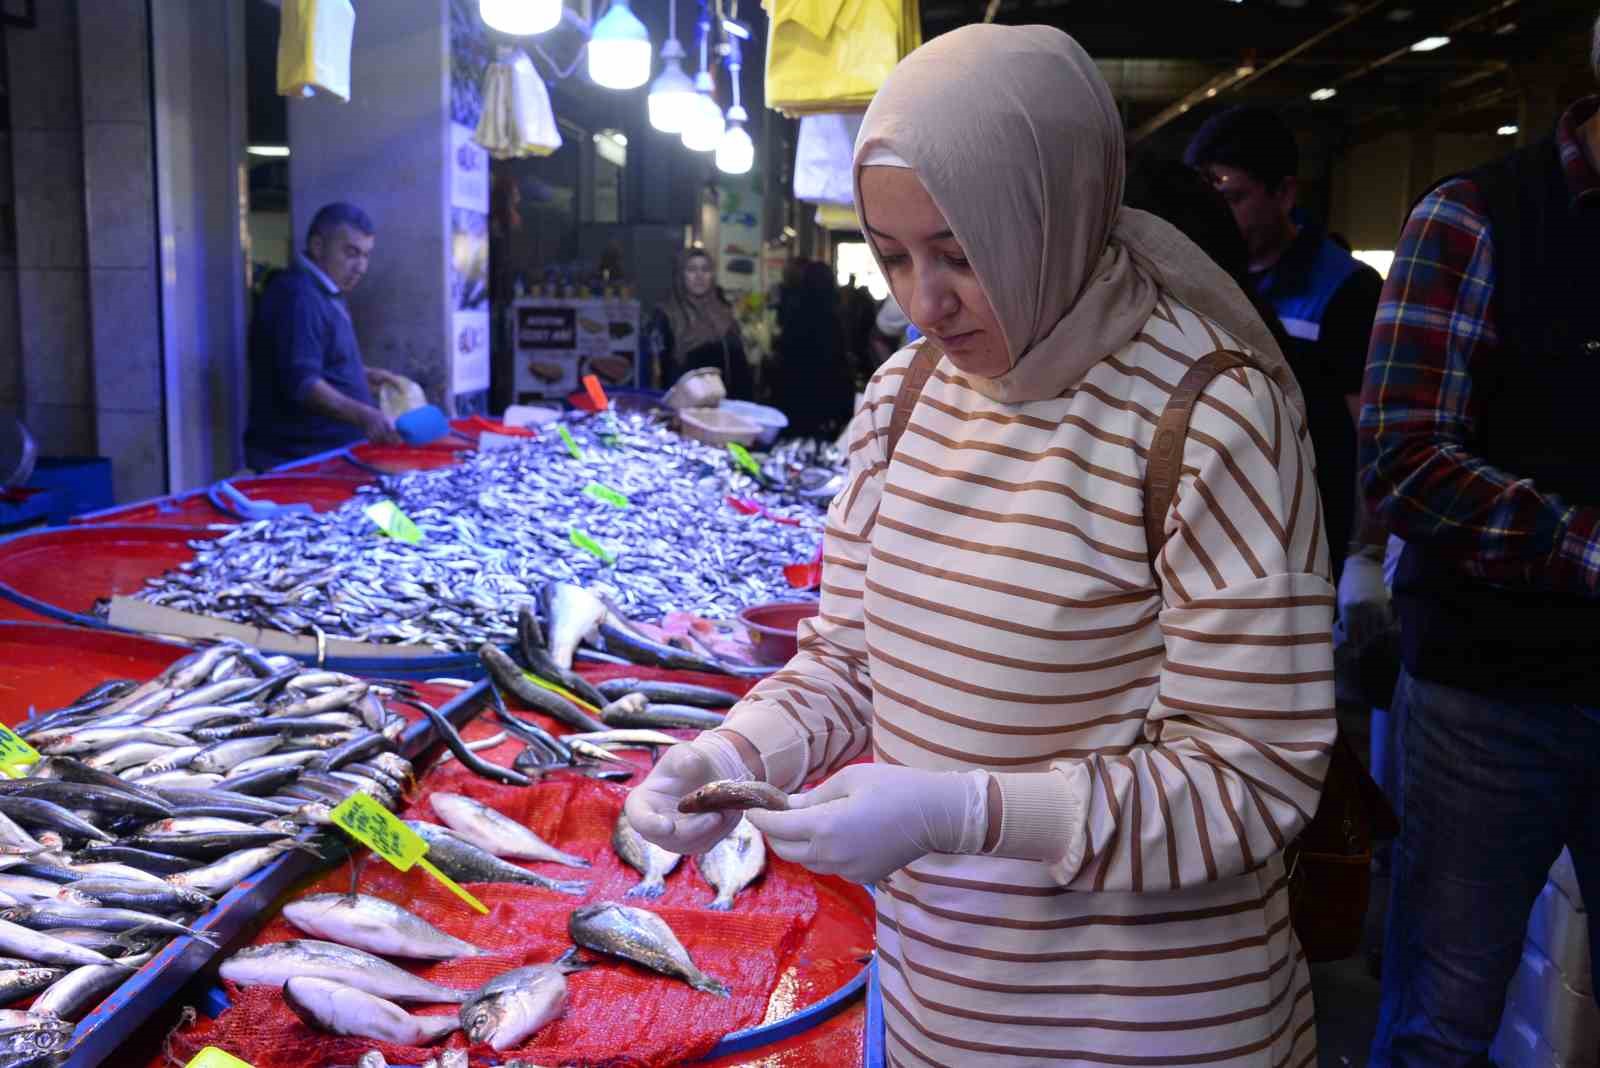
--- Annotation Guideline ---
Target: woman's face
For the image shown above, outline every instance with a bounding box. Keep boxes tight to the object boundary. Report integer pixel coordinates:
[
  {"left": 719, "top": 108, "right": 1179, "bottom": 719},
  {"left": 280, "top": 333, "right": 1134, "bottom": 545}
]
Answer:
[
  {"left": 859, "top": 166, "right": 1008, "bottom": 378},
  {"left": 683, "top": 254, "right": 715, "bottom": 298}
]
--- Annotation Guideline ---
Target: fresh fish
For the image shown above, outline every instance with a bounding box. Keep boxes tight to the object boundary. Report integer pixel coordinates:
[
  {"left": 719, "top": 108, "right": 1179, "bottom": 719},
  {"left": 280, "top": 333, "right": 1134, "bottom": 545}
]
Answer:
[
  {"left": 190, "top": 735, "right": 286, "bottom": 775},
  {"left": 71, "top": 846, "right": 201, "bottom": 876},
  {"left": 696, "top": 818, "right": 765, "bottom": 910},
  {"left": 0, "top": 903, "right": 215, "bottom": 944},
  {"left": 166, "top": 842, "right": 298, "bottom": 897},
  {"left": 434, "top": 731, "right": 506, "bottom": 765},
  {"left": 543, "top": 583, "right": 609, "bottom": 671},
  {"left": 516, "top": 604, "right": 610, "bottom": 710},
  {"left": 0, "top": 781, "right": 172, "bottom": 821},
  {"left": 678, "top": 780, "right": 790, "bottom": 814},
  {"left": 404, "top": 822, "right": 588, "bottom": 896},
  {"left": 429, "top": 793, "right": 589, "bottom": 869},
  {"left": 59, "top": 876, "right": 213, "bottom": 913},
  {"left": 0, "top": 1014, "right": 72, "bottom": 1062},
  {"left": 612, "top": 812, "right": 681, "bottom": 898},
  {"left": 221, "top": 940, "right": 473, "bottom": 1003},
  {"left": 479, "top": 646, "right": 606, "bottom": 734},
  {"left": 0, "top": 799, "right": 113, "bottom": 844},
  {"left": 565, "top": 728, "right": 684, "bottom": 750},
  {"left": 282, "top": 894, "right": 488, "bottom": 960},
  {"left": 120, "top": 829, "right": 299, "bottom": 861},
  {"left": 0, "top": 918, "right": 116, "bottom": 967},
  {"left": 459, "top": 955, "right": 588, "bottom": 1051},
  {"left": 283, "top": 976, "right": 459, "bottom": 1044},
  {"left": 568, "top": 902, "right": 729, "bottom": 996},
  {"left": 600, "top": 696, "right": 725, "bottom": 732},
  {"left": 595, "top": 678, "right": 736, "bottom": 708},
  {"left": 29, "top": 958, "right": 139, "bottom": 1021},
  {"left": 42, "top": 728, "right": 196, "bottom": 757},
  {"left": 0, "top": 967, "right": 68, "bottom": 1004}
]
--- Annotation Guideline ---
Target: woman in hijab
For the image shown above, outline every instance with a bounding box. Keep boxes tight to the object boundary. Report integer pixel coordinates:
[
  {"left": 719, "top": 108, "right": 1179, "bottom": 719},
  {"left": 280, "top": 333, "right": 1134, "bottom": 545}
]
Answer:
[
  {"left": 643, "top": 247, "right": 752, "bottom": 398},
  {"left": 627, "top": 25, "right": 1331, "bottom": 1066}
]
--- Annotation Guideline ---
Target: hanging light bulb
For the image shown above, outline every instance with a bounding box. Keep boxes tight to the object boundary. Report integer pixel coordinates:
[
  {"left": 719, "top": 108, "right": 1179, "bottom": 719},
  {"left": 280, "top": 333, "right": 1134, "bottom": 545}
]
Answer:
[
  {"left": 587, "top": 0, "right": 652, "bottom": 90},
  {"left": 716, "top": 106, "right": 754, "bottom": 174},
  {"left": 480, "top": 0, "right": 562, "bottom": 36},
  {"left": 680, "top": 0, "right": 723, "bottom": 151},
  {"left": 647, "top": 1, "right": 696, "bottom": 134}
]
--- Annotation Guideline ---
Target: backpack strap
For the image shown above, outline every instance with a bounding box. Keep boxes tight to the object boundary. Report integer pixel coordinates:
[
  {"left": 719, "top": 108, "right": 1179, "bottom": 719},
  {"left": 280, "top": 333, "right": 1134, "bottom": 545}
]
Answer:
[
  {"left": 1143, "top": 349, "right": 1253, "bottom": 565},
  {"left": 884, "top": 343, "right": 943, "bottom": 461}
]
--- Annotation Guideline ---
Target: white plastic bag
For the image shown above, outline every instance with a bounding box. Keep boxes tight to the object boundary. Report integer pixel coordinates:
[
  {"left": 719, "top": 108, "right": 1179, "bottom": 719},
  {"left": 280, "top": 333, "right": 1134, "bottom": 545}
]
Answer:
[
  {"left": 376, "top": 376, "right": 427, "bottom": 421},
  {"left": 475, "top": 48, "right": 562, "bottom": 159},
  {"left": 794, "top": 113, "right": 862, "bottom": 206},
  {"left": 277, "top": 0, "right": 355, "bottom": 101}
]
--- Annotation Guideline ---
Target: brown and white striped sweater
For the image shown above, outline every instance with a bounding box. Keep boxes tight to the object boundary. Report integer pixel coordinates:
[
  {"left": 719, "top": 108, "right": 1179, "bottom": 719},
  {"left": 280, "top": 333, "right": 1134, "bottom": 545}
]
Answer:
[{"left": 722, "top": 296, "right": 1334, "bottom": 1066}]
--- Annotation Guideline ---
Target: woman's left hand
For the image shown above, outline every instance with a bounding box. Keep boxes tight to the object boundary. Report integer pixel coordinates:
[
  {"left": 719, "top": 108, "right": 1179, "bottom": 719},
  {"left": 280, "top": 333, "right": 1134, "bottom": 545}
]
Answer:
[{"left": 745, "top": 764, "right": 989, "bottom": 885}]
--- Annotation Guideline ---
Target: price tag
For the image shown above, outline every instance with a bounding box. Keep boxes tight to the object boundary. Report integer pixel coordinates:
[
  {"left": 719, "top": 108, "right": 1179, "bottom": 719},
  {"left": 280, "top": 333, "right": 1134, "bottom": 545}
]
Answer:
[
  {"left": 583, "top": 481, "right": 629, "bottom": 509},
  {"left": 329, "top": 794, "right": 487, "bottom": 914},
  {"left": 569, "top": 528, "right": 615, "bottom": 564},
  {"left": 0, "top": 724, "right": 40, "bottom": 779},
  {"left": 185, "top": 1048, "right": 254, "bottom": 1068},
  {"left": 363, "top": 501, "right": 423, "bottom": 544},
  {"left": 727, "top": 442, "right": 762, "bottom": 478},
  {"left": 557, "top": 425, "right": 585, "bottom": 461},
  {"left": 522, "top": 670, "right": 601, "bottom": 715},
  {"left": 582, "top": 374, "right": 610, "bottom": 411}
]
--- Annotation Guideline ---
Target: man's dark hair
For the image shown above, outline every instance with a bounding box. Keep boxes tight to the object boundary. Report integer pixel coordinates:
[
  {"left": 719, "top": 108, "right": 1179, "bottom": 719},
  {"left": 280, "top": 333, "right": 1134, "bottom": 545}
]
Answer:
[
  {"left": 307, "top": 202, "right": 375, "bottom": 246},
  {"left": 1183, "top": 107, "right": 1300, "bottom": 191}
]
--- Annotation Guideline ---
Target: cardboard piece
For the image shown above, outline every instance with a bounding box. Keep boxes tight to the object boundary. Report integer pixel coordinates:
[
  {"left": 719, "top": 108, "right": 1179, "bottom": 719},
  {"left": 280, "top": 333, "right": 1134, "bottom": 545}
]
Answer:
[
  {"left": 105, "top": 597, "right": 439, "bottom": 660},
  {"left": 1500, "top": 940, "right": 1600, "bottom": 1061},
  {"left": 1528, "top": 882, "right": 1595, "bottom": 997}
]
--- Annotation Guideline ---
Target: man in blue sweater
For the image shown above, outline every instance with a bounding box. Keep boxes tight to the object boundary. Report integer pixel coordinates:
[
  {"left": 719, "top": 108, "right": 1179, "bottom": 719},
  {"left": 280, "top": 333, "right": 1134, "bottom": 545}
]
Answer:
[{"left": 243, "top": 202, "right": 402, "bottom": 471}]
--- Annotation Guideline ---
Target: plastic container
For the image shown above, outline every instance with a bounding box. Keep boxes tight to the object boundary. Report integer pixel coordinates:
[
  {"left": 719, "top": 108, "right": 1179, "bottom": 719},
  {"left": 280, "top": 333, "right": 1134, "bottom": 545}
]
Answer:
[
  {"left": 71, "top": 490, "right": 228, "bottom": 528},
  {"left": 720, "top": 399, "right": 790, "bottom": 446},
  {"left": 346, "top": 443, "right": 467, "bottom": 473},
  {"left": 206, "top": 473, "right": 370, "bottom": 520},
  {"left": 681, "top": 406, "right": 762, "bottom": 447},
  {"left": 28, "top": 456, "right": 114, "bottom": 521},
  {"left": 663, "top": 367, "right": 727, "bottom": 410},
  {"left": 738, "top": 600, "right": 821, "bottom": 664}
]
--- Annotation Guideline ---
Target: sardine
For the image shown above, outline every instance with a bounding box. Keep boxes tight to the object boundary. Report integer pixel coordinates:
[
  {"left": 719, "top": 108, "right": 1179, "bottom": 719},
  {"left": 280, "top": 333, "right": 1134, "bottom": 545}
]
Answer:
[
  {"left": 596, "top": 678, "right": 736, "bottom": 708},
  {"left": 568, "top": 902, "right": 729, "bottom": 996},
  {"left": 600, "top": 696, "right": 725, "bottom": 732}
]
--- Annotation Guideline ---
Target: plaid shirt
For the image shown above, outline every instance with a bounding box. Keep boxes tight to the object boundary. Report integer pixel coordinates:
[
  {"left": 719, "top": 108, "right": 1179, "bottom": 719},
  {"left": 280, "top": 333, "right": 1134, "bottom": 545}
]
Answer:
[{"left": 1359, "top": 96, "right": 1600, "bottom": 595}]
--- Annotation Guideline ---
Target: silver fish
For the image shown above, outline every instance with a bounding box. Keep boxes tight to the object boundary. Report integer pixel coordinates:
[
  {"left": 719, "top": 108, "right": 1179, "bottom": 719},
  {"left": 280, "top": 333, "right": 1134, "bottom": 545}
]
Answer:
[
  {"left": 568, "top": 902, "right": 729, "bottom": 996},
  {"left": 221, "top": 939, "right": 473, "bottom": 1003},
  {"left": 545, "top": 583, "right": 608, "bottom": 670},
  {"left": 612, "top": 812, "right": 681, "bottom": 899},
  {"left": 429, "top": 793, "right": 589, "bottom": 869},
  {"left": 459, "top": 956, "right": 586, "bottom": 1051},
  {"left": 696, "top": 818, "right": 765, "bottom": 910},
  {"left": 282, "top": 894, "right": 488, "bottom": 960},
  {"left": 283, "top": 976, "right": 459, "bottom": 1044},
  {"left": 166, "top": 841, "right": 298, "bottom": 897},
  {"left": 404, "top": 822, "right": 589, "bottom": 896}
]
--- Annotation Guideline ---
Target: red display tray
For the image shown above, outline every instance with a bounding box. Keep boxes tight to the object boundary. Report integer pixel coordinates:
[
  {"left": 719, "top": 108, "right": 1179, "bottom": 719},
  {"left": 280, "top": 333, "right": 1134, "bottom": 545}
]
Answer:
[
  {"left": 213, "top": 473, "right": 371, "bottom": 517},
  {"left": 347, "top": 443, "right": 467, "bottom": 473},
  {"left": 0, "top": 525, "right": 222, "bottom": 623},
  {"left": 70, "top": 490, "right": 224, "bottom": 528},
  {"left": 0, "top": 622, "right": 192, "bottom": 724}
]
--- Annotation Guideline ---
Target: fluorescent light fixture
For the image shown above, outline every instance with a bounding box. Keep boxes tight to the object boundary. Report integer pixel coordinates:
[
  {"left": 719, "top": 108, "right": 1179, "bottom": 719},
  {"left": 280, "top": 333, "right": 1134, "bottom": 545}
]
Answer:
[
  {"left": 1310, "top": 87, "right": 1337, "bottom": 102},
  {"left": 1205, "top": 88, "right": 1217, "bottom": 98},
  {"left": 647, "top": 40, "right": 696, "bottom": 134},
  {"left": 1352, "top": 250, "right": 1394, "bottom": 279},
  {"left": 480, "top": 0, "right": 563, "bottom": 36},
  {"left": 1497, "top": 124, "right": 1519, "bottom": 136},
  {"left": 247, "top": 145, "right": 290, "bottom": 157},
  {"left": 1409, "top": 35, "right": 1450, "bottom": 52},
  {"left": 716, "top": 105, "right": 753, "bottom": 175},
  {"left": 680, "top": 71, "right": 724, "bottom": 152},
  {"left": 587, "top": 0, "right": 652, "bottom": 90}
]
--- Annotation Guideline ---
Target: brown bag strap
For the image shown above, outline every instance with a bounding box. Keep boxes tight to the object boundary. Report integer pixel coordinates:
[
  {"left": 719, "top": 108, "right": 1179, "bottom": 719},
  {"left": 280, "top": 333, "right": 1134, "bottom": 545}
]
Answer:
[
  {"left": 884, "top": 343, "right": 943, "bottom": 461},
  {"left": 1143, "top": 350, "right": 1253, "bottom": 564}
]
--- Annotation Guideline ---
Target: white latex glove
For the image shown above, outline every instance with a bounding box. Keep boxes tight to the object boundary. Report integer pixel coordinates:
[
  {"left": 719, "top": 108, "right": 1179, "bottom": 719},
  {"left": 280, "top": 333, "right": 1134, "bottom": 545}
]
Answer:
[
  {"left": 624, "top": 733, "right": 751, "bottom": 855},
  {"left": 1338, "top": 544, "right": 1392, "bottom": 652},
  {"left": 745, "top": 764, "right": 989, "bottom": 885}
]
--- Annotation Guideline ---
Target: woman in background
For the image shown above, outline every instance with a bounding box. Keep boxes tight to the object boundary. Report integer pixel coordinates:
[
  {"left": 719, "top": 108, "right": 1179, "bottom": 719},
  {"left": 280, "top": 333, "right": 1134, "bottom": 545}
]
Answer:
[
  {"left": 768, "top": 260, "right": 857, "bottom": 439},
  {"left": 644, "top": 248, "right": 752, "bottom": 398}
]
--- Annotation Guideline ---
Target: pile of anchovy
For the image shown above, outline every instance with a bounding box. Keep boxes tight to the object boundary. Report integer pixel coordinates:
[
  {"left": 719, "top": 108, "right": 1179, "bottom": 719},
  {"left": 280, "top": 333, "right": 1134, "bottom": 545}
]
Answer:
[
  {"left": 0, "top": 642, "right": 419, "bottom": 1059},
  {"left": 116, "top": 412, "right": 839, "bottom": 652}
]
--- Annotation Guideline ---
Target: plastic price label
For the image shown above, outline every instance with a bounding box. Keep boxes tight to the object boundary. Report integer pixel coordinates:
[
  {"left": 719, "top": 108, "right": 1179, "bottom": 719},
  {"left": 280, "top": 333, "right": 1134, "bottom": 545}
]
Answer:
[
  {"left": 583, "top": 481, "right": 629, "bottom": 508},
  {"left": 569, "top": 528, "right": 615, "bottom": 564},
  {"left": 557, "top": 425, "right": 585, "bottom": 461},
  {"left": 329, "top": 793, "right": 486, "bottom": 914},
  {"left": 582, "top": 374, "right": 610, "bottom": 411},
  {"left": 521, "top": 670, "right": 601, "bottom": 715},
  {"left": 363, "top": 501, "right": 423, "bottom": 544},
  {"left": 0, "top": 724, "right": 40, "bottom": 779},
  {"left": 185, "top": 1049, "right": 254, "bottom": 1068},
  {"left": 727, "top": 442, "right": 762, "bottom": 478}
]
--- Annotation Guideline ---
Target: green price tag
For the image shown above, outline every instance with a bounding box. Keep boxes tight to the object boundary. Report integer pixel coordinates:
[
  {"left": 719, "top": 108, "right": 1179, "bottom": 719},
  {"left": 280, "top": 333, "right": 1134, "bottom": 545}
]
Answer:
[
  {"left": 185, "top": 1048, "right": 254, "bottom": 1068},
  {"left": 583, "top": 481, "right": 629, "bottom": 508},
  {"left": 727, "top": 442, "right": 762, "bottom": 478},
  {"left": 363, "top": 500, "right": 423, "bottom": 544},
  {"left": 558, "top": 425, "right": 585, "bottom": 461},
  {"left": 329, "top": 793, "right": 486, "bottom": 914},
  {"left": 569, "top": 528, "right": 615, "bottom": 564},
  {"left": 0, "top": 723, "right": 40, "bottom": 779}
]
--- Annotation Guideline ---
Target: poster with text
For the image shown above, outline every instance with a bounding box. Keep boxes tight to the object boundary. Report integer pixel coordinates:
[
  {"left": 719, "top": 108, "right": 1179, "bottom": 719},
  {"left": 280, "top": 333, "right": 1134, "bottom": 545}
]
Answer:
[{"left": 512, "top": 297, "right": 640, "bottom": 401}]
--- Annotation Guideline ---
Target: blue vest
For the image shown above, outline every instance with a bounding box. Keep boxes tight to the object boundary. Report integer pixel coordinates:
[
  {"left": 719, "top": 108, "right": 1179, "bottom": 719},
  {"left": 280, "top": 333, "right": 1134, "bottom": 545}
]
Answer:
[{"left": 1256, "top": 232, "right": 1362, "bottom": 346}]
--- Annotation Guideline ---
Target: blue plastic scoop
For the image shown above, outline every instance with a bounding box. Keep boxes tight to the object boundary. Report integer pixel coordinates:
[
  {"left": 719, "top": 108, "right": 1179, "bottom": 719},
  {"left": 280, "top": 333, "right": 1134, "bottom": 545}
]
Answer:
[{"left": 394, "top": 404, "right": 451, "bottom": 446}]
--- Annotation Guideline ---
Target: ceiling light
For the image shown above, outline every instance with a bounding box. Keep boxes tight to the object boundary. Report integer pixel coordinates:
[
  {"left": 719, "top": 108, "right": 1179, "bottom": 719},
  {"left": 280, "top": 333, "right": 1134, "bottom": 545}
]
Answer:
[
  {"left": 680, "top": 71, "right": 724, "bottom": 152},
  {"left": 647, "top": 41, "right": 696, "bottom": 134},
  {"left": 1205, "top": 88, "right": 1217, "bottom": 98},
  {"left": 1310, "top": 87, "right": 1337, "bottom": 102},
  {"left": 716, "top": 106, "right": 754, "bottom": 175},
  {"left": 247, "top": 145, "right": 290, "bottom": 157},
  {"left": 1235, "top": 64, "right": 1255, "bottom": 76},
  {"left": 1498, "top": 124, "right": 1518, "bottom": 136},
  {"left": 480, "top": 0, "right": 563, "bottom": 36},
  {"left": 587, "top": 0, "right": 652, "bottom": 90},
  {"left": 1410, "top": 35, "right": 1450, "bottom": 52}
]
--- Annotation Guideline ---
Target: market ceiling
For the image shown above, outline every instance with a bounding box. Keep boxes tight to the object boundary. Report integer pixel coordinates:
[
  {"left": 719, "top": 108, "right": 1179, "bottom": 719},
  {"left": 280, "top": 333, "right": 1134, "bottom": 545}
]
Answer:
[{"left": 919, "top": 0, "right": 1600, "bottom": 147}]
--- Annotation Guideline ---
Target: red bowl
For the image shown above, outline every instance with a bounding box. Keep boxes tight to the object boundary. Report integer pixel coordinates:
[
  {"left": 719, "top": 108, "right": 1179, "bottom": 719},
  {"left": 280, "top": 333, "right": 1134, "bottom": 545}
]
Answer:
[{"left": 737, "top": 600, "right": 821, "bottom": 665}]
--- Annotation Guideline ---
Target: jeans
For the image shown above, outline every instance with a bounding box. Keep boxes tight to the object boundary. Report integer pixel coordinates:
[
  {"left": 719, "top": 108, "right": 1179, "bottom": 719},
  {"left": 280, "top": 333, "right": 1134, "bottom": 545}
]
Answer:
[{"left": 1370, "top": 669, "right": 1600, "bottom": 1066}]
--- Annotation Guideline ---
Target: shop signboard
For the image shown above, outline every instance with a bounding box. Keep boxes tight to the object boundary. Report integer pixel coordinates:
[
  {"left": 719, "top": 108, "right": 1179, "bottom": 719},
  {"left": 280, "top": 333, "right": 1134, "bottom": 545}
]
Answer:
[{"left": 512, "top": 297, "right": 641, "bottom": 401}]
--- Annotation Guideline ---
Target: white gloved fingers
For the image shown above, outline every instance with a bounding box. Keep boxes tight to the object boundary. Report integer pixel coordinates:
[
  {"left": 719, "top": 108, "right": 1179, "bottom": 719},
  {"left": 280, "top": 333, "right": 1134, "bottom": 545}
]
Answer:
[{"left": 745, "top": 803, "right": 831, "bottom": 845}]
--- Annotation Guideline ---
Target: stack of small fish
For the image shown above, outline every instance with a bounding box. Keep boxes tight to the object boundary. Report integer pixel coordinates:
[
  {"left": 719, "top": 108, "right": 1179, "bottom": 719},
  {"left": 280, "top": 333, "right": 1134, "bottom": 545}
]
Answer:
[
  {"left": 0, "top": 641, "right": 425, "bottom": 1065},
  {"left": 117, "top": 411, "right": 835, "bottom": 651}
]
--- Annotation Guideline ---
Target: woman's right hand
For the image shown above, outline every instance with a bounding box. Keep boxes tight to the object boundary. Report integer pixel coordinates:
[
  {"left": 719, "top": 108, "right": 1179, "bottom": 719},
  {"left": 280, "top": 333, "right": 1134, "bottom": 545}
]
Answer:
[{"left": 624, "top": 734, "right": 754, "bottom": 855}]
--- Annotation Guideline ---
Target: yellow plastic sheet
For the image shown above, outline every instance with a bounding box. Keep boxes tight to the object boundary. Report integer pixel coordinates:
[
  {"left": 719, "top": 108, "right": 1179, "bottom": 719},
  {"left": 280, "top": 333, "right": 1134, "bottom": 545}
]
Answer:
[
  {"left": 277, "top": 0, "right": 356, "bottom": 102},
  {"left": 764, "top": 0, "right": 919, "bottom": 116}
]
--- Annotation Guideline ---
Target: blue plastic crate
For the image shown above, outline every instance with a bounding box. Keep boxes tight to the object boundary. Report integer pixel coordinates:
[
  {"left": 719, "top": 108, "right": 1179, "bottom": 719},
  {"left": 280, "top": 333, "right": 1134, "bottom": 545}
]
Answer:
[{"left": 28, "top": 456, "right": 114, "bottom": 522}]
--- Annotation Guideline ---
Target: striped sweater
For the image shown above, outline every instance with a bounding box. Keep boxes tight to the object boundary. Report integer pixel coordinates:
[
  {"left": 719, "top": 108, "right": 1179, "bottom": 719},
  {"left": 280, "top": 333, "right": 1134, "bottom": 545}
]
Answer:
[{"left": 722, "top": 295, "right": 1335, "bottom": 1066}]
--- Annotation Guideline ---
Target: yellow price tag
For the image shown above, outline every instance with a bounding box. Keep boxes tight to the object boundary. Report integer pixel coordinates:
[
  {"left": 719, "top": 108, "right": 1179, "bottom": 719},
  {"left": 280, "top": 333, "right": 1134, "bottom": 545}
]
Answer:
[
  {"left": 185, "top": 1048, "right": 254, "bottom": 1068},
  {"left": 363, "top": 500, "right": 423, "bottom": 544},
  {"left": 727, "top": 442, "right": 762, "bottom": 478},
  {"left": 521, "top": 670, "right": 601, "bottom": 715},
  {"left": 0, "top": 723, "right": 40, "bottom": 779},
  {"left": 329, "top": 794, "right": 487, "bottom": 914}
]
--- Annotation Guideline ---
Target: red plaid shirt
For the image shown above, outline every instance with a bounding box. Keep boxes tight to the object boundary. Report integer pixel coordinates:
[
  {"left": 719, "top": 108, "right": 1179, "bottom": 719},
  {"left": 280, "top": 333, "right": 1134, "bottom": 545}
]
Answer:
[{"left": 1359, "top": 96, "right": 1600, "bottom": 595}]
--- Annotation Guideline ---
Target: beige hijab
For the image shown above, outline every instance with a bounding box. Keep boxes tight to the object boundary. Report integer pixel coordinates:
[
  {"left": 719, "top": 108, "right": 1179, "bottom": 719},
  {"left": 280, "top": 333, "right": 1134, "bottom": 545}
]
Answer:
[{"left": 853, "top": 24, "right": 1305, "bottom": 422}]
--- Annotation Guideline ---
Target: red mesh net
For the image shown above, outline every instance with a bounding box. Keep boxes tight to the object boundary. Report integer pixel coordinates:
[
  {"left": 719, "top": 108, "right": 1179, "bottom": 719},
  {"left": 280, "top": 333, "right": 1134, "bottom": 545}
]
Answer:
[{"left": 165, "top": 667, "right": 832, "bottom": 1068}]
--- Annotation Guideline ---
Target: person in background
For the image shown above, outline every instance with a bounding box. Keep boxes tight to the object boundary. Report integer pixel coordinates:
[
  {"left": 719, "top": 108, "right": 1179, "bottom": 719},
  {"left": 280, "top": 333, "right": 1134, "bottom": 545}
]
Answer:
[
  {"left": 643, "top": 248, "right": 752, "bottom": 399},
  {"left": 868, "top": 292, "right": 912, "bottom": 369},
  {"left": 769, "top": 260, "right": 856, "bottom": 438},
  {"left": 243, "top": 202, "right": 402, "bottom": 471},
  {"left": 1186, "top": 109, "right": 1387, "bottom": 604},
  {"left": 1362, "top": 16, "right": 1600, "bottom": 1064}
]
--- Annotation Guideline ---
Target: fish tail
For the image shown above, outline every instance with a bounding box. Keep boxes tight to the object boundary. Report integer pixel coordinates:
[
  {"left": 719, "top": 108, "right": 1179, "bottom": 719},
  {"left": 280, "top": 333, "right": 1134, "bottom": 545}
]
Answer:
[
  {"left": 624, "top": 877, "right": 664, "bottom": 899},
  {"left": 705, "top": 894, "right": 734, "bottom": 911},
  {"left": 691, "top": 972, "right": 732, "bottom": 998},
  {"left": 545, "top": 877, "right": 590, "bottom": 897},
  {"left": 555, "top": 945, "right": 593, "bottom": 972}
]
